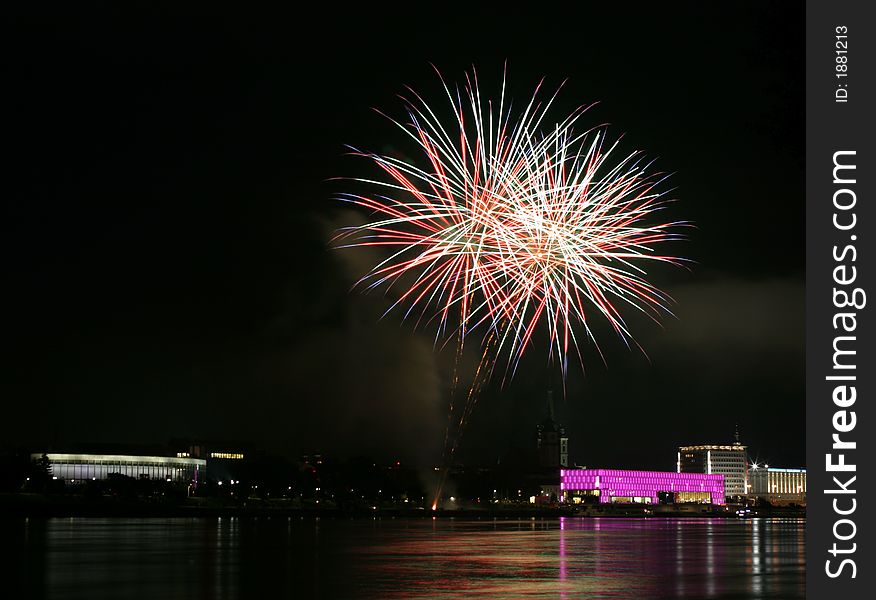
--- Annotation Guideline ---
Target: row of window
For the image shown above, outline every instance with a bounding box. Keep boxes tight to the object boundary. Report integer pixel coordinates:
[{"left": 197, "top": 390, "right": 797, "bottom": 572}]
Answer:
[{"left": 50, "top": 462, "right": 201, "bottom": 482}]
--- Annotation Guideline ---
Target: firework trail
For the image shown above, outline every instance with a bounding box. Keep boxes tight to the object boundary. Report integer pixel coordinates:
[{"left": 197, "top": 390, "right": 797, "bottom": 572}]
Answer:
[{"left": 333, "top": 67, "right": 687, "bottom": 505}]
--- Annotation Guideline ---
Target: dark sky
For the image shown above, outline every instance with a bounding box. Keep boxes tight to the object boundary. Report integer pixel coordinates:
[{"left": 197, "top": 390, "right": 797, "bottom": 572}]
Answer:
[{"left": 4, "top": 4, "right": 804, "bottom": 470}]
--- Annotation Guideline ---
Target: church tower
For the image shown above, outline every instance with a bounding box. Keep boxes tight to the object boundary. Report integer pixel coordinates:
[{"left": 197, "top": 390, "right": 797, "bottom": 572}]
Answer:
[{"left": 536, "top": 390, "right": 569, "bottom": 468}]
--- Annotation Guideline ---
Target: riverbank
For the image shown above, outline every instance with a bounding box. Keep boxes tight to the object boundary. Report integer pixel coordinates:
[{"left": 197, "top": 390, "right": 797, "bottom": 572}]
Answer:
[{"left": 0, "top": 493, "right": 805, "bottom": 519}]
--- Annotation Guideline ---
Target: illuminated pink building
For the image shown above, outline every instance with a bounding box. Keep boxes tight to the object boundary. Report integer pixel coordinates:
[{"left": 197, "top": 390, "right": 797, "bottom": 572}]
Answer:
[{"left": 560, "top": 468, "right": 726, "bottom": 505}]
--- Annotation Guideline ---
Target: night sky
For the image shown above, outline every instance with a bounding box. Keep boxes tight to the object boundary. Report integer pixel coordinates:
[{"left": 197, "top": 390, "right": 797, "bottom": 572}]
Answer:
[{"left": 5, "top": 4, "right": 804, "bottom": 470}]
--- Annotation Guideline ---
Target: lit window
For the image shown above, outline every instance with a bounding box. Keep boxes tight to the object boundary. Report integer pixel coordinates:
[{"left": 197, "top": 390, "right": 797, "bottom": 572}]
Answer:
[{"left": 210, "top": 452, "right": 244, "bottom": 460}]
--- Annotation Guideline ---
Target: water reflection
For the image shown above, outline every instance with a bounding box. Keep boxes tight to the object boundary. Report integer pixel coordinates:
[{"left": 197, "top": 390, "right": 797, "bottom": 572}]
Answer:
[{"left": 5, "top": 517, "right": 804, "bottom": 599}]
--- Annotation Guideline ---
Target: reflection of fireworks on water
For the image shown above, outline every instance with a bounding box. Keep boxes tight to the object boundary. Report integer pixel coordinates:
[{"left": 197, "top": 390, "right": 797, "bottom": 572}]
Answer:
[{"left": 334, "top": 67, "right": 687, "bottom": 504}]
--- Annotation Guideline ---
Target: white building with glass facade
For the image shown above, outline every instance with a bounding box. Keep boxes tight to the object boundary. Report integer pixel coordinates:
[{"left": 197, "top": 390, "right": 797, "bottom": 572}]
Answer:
[
  {"left": 33, "top": 453, "right": 205, "bottom": 485},
  {"left": 678, "top": 444, "right": 749, "bottom": 497}
]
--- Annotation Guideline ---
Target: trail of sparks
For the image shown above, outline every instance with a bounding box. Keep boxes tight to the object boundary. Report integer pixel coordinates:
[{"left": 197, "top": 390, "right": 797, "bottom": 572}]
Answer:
[
  {"left": 334, "top": 68, "right": 688, "bottom": 507},
  {"left": 432, "top": 328, "right": 500, "bottom": 508}
]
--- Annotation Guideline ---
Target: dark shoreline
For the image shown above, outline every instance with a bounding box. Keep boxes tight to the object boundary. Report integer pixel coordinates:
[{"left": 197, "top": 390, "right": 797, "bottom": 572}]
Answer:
[{"left": 1, "top": 494, "right": 805, "bottom": 519}]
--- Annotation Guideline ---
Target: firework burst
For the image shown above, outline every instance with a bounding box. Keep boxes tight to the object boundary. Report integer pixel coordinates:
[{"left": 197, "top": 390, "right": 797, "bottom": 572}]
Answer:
[{"left": 335, "top": 67, "right": 687, "bottom": 381}]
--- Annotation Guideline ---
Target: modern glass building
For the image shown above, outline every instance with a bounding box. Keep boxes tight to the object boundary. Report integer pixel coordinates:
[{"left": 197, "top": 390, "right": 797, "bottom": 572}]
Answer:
[
  {"left": 560, "top": 468, "right": 726, "bottom": 505},
  {"left": 678, "top": 444, "right": 749, "bottom": 496},
  {"left": 33, "top": 453, "right": 205, "bottom": 485}
]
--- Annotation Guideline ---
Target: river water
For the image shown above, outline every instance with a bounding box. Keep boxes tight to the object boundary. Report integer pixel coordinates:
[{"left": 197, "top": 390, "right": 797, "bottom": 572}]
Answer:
[{"left": 6, "top": 516, "right": 804, "bottom": 599}]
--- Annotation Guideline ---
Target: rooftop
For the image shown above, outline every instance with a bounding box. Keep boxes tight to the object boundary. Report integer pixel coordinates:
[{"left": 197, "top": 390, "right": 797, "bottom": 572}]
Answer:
[{"left": 679, "top": 445, "right": 746, "bottom": 451}]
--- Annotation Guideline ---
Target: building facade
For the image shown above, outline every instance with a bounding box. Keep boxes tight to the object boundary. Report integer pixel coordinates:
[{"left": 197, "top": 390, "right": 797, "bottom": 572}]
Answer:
[
  {"left": 172, "top": 440, "right": 251, "bottom": 483},
  {"left": 560, "top": 468, "right": 726, "bottom": 505},
  {"left": 749, "top": 467, "right": 806, "bottom": 506},
  {"left": 678, "top": 444, "right": 749, "bottom": 496},
  {"left": 33, "top": 453, "right": 205, "bottom": 485}
]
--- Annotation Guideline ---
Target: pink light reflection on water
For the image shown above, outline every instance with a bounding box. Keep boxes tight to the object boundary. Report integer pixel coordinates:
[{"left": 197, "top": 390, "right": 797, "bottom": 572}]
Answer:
[{"left": 17, "top": 516, "right": 805, "bottom": 599}]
